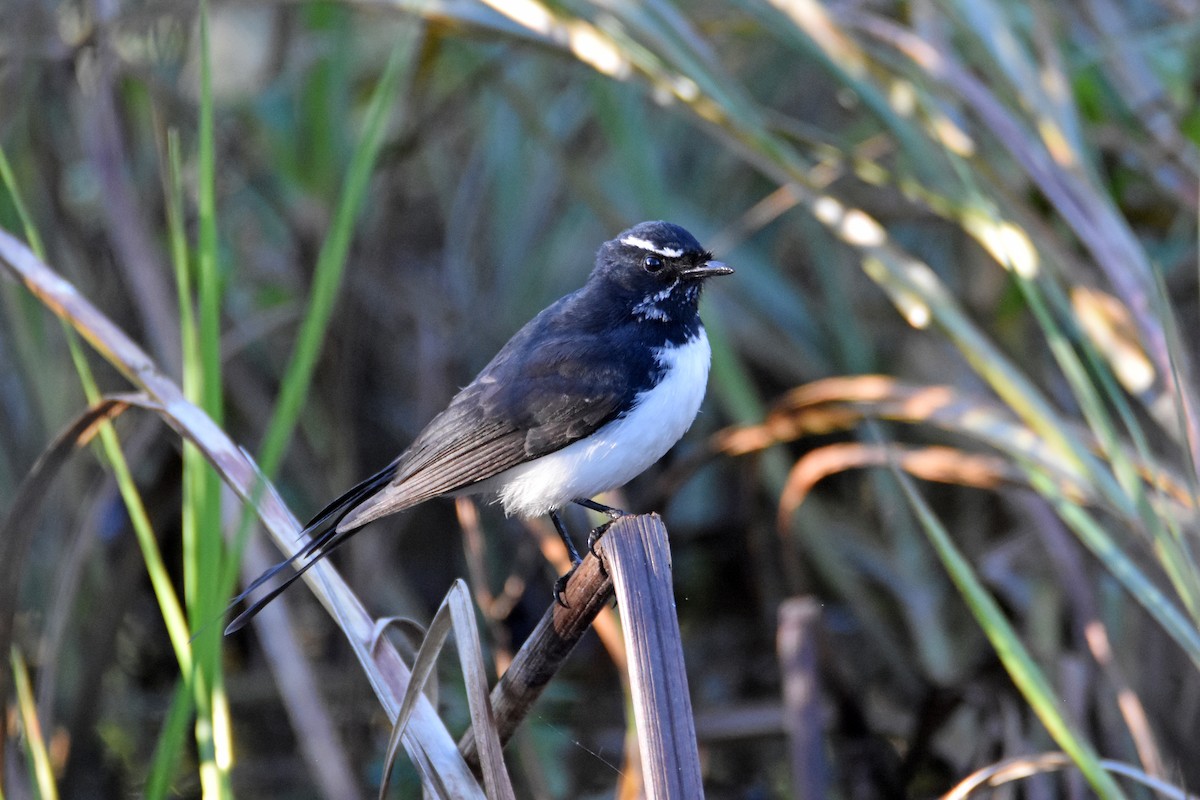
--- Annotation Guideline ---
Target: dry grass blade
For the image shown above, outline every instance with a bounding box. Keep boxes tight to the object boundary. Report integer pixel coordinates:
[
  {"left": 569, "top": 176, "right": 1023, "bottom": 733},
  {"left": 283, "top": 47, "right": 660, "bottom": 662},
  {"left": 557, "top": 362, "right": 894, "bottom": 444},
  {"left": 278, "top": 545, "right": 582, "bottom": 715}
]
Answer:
[
  {"left": 459, "top": 545, "right": 614, "bottom": 768},
  {"left": 718, "top": 375, "right": 1195, "bottom": 517},
  {"left": 1017, "top": 495, "right": 1168, "bottom": 780},
  {"left": 941, "top": 751, "right": 1199, "bottom": 800},
  {"left": 597, "top": 514, "right": 704, "bottom": 800},
  {"left": 777, "top": 597, "right": 829, "bottom": 800},
  {"left": 844, "top": 9, "right": 1200, "bottom": 466},
  {"left": 719, "top": 377, "right": 1053, "bottom": 460},
  {"left": 1071, "top": 287, "right": 1158, "bottom": 400},
  {"left": 0, "top": 396, "right": 131, "bottom": 710},
  {"left": 778, "top": 443, "right": 1025, "bottom": 531},
  {"left": 0, "top": 228, "right": 484, "bottom": 798},
  {"left": 5, "top": 0, "right": 1197, "bottom": 790},
  {"left": 80, "top": 25, "right": 182, "bottom": 375},
  {"left": 379, "top": 580, "right": 512, "bottom": 800},
  {"left": 456, "top": 497, "right": 524, "bottom": 677},
  {"left": 240, "top": 536, "right": 364, "bottom": 800}
]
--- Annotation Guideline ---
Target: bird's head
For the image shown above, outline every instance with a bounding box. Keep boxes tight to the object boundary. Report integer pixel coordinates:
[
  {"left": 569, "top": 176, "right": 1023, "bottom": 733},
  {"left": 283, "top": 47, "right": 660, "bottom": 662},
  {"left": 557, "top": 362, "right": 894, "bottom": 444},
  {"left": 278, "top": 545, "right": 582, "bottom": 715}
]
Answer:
[{"left": 591, "top": 221, "right": 733, "bottom": 323}]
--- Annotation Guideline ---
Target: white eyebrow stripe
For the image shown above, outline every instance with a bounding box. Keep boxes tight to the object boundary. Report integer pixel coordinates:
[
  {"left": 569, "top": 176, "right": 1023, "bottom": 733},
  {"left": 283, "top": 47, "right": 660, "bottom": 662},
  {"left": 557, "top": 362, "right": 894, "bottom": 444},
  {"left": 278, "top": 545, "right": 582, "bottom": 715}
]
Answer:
[{"left": 620, "top": 236, "right": 683, "bottom": 258}]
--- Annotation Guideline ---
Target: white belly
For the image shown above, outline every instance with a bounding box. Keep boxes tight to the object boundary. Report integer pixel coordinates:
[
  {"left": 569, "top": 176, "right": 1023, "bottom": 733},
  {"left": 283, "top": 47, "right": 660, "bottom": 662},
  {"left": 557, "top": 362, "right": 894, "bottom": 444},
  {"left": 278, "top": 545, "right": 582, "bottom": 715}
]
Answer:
[{"left": 485, "top": 330, "right": 712, "bottom": 518}]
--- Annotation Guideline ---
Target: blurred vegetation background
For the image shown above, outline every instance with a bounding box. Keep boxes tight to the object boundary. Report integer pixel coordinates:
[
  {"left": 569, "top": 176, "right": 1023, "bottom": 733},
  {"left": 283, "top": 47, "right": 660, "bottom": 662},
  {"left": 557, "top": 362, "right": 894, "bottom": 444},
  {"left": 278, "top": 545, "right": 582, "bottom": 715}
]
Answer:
[{"left": 2, "top": 0, "right": 1199, "bottom": 797}]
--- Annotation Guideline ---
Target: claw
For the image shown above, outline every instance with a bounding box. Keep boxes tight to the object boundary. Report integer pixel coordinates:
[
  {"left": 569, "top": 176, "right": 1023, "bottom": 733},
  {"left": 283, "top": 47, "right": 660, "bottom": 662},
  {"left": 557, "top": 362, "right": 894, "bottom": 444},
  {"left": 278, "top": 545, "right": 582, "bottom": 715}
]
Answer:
[
  {"left": 587, "top": 521, "right": 615, "bottom": 558},
  {"left": 552, "top": 568, "right": 575, "bottom": 608}
]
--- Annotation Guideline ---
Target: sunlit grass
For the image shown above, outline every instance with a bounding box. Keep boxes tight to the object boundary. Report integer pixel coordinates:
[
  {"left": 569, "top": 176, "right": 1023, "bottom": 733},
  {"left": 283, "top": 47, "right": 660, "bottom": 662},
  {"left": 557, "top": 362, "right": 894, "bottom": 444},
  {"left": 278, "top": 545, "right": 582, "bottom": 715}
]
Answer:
[{"left": 1, "top": 0, "right": 1197, "bottom": 796}]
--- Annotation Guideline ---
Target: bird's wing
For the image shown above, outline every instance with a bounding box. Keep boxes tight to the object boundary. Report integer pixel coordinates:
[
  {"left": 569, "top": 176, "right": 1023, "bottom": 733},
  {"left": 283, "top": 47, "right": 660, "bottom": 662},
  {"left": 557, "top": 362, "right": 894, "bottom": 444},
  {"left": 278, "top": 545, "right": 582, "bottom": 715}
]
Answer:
[
  {"left": 336, "top": 325, "right": 660, "bottom": 529},
  {"left": 224, "top": 310, "right": 658, "bottom": 635}
]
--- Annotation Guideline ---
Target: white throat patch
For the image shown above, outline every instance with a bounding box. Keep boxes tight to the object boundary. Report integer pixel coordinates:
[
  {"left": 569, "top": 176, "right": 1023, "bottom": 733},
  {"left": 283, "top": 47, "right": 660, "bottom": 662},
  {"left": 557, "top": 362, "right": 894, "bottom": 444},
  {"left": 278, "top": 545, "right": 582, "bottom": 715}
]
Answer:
[{"left": 632, "top": 280, "right": 678, "bottom": 321}]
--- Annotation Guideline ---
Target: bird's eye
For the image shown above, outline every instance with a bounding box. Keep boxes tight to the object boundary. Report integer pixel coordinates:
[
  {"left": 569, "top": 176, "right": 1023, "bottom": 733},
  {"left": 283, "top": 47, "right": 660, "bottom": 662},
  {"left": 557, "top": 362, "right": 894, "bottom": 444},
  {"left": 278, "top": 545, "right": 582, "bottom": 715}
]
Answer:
[{"left": 642, "top": 255, "right": 665, "bottom": 273}]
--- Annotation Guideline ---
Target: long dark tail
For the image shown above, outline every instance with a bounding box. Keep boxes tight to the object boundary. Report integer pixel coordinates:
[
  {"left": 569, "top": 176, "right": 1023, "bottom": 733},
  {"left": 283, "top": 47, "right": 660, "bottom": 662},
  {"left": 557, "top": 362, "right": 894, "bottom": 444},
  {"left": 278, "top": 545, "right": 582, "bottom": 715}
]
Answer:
[{"left": 223, "top": 461, "right": 400, "bottom": 635}]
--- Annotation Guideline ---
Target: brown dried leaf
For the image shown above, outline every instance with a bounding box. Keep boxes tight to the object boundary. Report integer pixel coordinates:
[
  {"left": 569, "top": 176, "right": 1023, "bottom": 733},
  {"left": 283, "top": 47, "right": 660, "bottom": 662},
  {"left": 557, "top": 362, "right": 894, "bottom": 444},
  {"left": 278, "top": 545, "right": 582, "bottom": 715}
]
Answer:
[{"left": 776, "top": 442, "right": 1026, "bottom": 531}]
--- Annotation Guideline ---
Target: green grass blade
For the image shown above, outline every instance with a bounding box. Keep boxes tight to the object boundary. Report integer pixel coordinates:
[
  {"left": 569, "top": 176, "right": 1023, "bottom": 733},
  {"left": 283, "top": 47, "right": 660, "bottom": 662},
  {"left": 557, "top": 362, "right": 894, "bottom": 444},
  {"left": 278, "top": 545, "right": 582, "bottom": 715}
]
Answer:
[
  {"left": 1018, "top": 275, "right": 1200, "bottom": 620},
  {"left": 949, "top": 161, "right": 1200, "bottom": 634},
  {"left": 1033, "top": 473, "right": 1200, "bottom": 672},
  {"left": 196, "top": 0, "right": 222, "bottom": 429},
  {"left": 894, "top": 471, "right": 1127, "bottom": 799},
  {"left": 140, "top": 129, "right": 201, "bottom": 800},
  {"left": 865, "top": 247, "right": 1200, "bottom": 665},
  {"left": 0, "top": 148, "right": 44, "bottom": 259},
  {"left": 221, "top": 21, "right": 423, "bottom": 600},
  {"left": 187, "top": 0, "right": 224, "bottom": 628},
  {"left": 255, "top": 21, "right": 423, "bottom": 482},
  {"left": 143, "top": 682, "right": 194, "bottom": 800},
  {"left": 945, "top": 139, "right": 1200, "bottom": 615},
  {"left": 189, "top": 4, "right": 232, "bottom": 797},
  {"left": 0, "top": 144, "right": 195, "bottom": 680},
  {"left": 0, "top": 144, "right": 58, "bottom": 431},
  {"left": 11, "top": 646, "right": 58, "bottom": 800}
]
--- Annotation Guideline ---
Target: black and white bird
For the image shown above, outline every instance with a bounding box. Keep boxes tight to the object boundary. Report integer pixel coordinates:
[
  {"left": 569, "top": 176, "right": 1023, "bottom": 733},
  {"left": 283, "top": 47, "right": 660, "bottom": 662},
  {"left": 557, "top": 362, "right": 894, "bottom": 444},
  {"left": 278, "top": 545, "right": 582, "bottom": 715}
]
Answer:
[{"left": 225, "top": 221, "right": 732, "bottom": 634}]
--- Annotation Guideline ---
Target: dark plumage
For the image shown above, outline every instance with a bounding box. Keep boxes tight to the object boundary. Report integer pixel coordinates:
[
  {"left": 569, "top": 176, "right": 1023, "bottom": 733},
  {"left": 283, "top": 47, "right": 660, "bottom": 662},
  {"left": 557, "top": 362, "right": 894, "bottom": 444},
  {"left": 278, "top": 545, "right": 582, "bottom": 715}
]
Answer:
[{"left": 226, "top": 221, "right": 731, "bottom": 633}]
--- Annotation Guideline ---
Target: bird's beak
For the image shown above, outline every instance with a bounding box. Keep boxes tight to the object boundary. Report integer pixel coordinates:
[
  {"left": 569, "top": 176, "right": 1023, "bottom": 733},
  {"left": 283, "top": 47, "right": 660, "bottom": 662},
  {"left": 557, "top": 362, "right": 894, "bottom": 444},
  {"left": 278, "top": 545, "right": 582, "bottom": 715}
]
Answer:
[{"left": 681, "top": 260, "right": 734, "bottom": 279}]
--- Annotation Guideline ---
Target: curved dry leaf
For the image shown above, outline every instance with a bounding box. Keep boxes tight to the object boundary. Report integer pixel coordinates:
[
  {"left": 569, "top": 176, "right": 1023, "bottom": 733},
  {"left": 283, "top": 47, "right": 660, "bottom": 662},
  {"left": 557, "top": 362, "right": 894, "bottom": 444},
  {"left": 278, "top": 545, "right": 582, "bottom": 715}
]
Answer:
[
  {"left": 941, "top": 751, "right": 1197, "bottom": 800},
  {"left": 776, "top": 442, "right": 1027, "bottom": 532},
  {"left": 379, "top": 580, "right": 512, "bottom": 800},
  {"left": 720, "top": 375, "right": 1194, "bottom": 521},
  {"left": 715, "top": 404, "right": 866, "bottom": 455},
  {"left": 0, "top": 396, "right": 134, "bottom": 703}
]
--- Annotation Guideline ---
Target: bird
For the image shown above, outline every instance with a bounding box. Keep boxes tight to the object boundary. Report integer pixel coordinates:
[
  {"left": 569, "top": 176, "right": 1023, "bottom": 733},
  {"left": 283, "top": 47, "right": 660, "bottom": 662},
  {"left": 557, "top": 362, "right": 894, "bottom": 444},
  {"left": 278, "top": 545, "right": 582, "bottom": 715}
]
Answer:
[{"left": 225, "top": 220, "right": 732, "bottom": 634}]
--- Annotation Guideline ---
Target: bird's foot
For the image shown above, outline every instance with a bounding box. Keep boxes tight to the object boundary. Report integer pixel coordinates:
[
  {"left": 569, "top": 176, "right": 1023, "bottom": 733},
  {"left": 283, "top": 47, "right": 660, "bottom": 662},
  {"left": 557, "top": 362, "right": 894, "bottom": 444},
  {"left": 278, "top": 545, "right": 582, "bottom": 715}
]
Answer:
[
  {"left": 552, "top": 566, "right": 577, "bottom": 608},
  {"left": 574, "top": 497, "right": 626, "bottom": 559},
  {"left": 573, "top": 497, "right": 627, "bottom": 521},
  {"left": 551, "top": 500, "right": 630, "bottom": 604},
  {"left": 587, "top": 520, "right": 616, "bottom": 558}
]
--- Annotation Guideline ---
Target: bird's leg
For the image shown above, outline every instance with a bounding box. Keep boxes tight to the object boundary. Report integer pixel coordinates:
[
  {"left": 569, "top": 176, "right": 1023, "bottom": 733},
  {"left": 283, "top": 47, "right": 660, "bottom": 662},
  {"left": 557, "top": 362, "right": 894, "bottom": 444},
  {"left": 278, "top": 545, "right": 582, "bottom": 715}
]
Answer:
[
  {"left": 550, "top": 501, "right": 627, "bottom": 605},
  {"left": 550, "top": 509, "right": 583, "bottom": 607},
  {"left": 573, "top": 497, "right": 627, "bottom": 556},
  {"left": 550, "top": 509, "right": 584, "bottom": 566}
]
